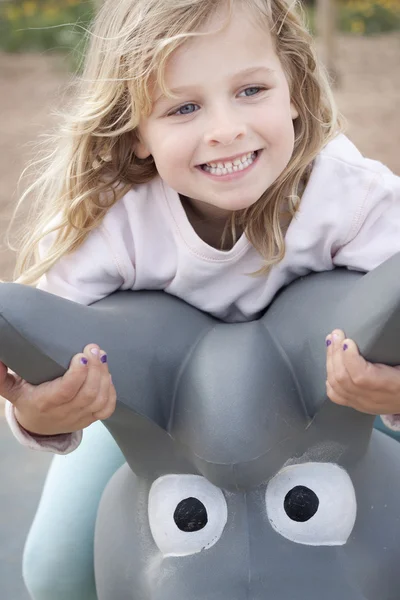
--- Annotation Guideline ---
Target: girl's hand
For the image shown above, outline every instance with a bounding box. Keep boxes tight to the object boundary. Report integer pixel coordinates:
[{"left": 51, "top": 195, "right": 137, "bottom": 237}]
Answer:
[
  {"left": 326, "top": 329, "right": 400, "bottom": 415},
  {"left": 0, "top": 344, "right": 116, "bottom": 436}
]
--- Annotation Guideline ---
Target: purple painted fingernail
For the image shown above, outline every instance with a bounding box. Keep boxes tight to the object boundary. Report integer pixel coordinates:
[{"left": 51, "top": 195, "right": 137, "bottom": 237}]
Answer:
[
  {"left": 100, "top": 353, "right": 107, "bottom": 364},
  {"left": 326, "top": 339, "right": 332, "bottom": 347},
  {"left": 80, "top": 357, "right": 88, "bottom": 365},
  {"left": 343, "top": 343, "right": 348, "bottom": 351}
]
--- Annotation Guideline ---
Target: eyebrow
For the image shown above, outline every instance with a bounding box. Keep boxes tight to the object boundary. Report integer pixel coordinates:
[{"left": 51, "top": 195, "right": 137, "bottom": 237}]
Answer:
[{"left": 154, "top": 66, "right": 276, "bottom": 104}]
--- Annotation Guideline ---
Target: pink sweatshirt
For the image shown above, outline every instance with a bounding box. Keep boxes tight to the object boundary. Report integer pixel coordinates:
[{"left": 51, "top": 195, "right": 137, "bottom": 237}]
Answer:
[{"left": 6, "top": 134, "right": 400, "bottom": 452}]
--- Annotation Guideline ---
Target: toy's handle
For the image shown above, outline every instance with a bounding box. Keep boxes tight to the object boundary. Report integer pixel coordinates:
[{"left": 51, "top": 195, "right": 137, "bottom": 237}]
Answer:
[
  {"left": 336, "top": 253, "right": 400, "bottom": 366},
  {"left": 0, "top": 284, "right": 69, "bottom": 384},
  {"left": 0, "top": 283, "right": 213, "bottom": 424}
]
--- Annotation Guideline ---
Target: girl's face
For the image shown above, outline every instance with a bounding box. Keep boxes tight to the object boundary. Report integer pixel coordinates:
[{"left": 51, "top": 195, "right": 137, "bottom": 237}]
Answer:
[{"left": 135, "top": 3, "right": 298, "bottom": 218}]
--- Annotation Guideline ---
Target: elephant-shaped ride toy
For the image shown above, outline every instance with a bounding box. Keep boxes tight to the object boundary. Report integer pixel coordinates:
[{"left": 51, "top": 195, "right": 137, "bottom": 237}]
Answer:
[{"left": 1, "top": 254, "right": 400, "bottom": 599}]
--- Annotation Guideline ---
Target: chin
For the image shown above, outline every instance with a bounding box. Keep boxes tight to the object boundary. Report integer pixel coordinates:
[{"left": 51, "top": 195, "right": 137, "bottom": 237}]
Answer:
[{"left": 230, "top": 198, "right": 261, "bottom": 212}]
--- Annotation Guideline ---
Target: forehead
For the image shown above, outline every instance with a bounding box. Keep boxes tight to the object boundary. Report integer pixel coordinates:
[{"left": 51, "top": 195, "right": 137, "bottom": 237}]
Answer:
[{"left": 163, "top": 3, "right": 278, "bottom": 89}]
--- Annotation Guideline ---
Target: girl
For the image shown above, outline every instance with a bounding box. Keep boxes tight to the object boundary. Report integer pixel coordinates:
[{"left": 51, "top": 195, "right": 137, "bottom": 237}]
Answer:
[{"left": 3, "top": 0, "right": 400, "bottom": 598}]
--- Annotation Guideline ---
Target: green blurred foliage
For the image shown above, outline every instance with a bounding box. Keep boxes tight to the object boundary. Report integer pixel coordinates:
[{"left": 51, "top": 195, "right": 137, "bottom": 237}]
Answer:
[
  {"left": 339, "top": 0, "right": 400, "bottom": 34},
  {"left": 0, "top": 0, "right": 399, "bottom": 66},
  {"left": 0, "top": 0, "right": 95, "bottom": 66}
]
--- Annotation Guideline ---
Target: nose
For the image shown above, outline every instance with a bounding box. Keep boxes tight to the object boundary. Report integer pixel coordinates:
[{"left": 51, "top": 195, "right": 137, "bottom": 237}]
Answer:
[{"left": 203, "top": 105, "right": 247, "bottom": 147}]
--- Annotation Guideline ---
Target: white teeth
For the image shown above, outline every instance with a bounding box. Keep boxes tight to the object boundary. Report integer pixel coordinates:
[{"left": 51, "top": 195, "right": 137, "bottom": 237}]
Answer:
[{"left": 202, "top": 151, "right": 257, "bottom": 176}]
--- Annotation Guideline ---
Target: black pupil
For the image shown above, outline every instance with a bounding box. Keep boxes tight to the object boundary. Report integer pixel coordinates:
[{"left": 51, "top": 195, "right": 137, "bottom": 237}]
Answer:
[
  {"left": 173, "top": 497, "right": 208, "bottom": 532},
  {"left": 284, "top": 485, "right": 319, "bottom": 522}
]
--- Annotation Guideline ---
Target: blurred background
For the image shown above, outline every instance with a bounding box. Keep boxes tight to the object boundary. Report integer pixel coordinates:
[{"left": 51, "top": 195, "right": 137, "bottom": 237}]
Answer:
[{"left": 0, "top": 1, "right": 399, "bottom": 599}]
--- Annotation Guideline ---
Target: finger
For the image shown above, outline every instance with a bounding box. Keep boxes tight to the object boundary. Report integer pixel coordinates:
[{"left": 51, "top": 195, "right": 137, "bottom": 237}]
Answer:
[
  {"left": 75, "top": 345, "right": 108, "bottom": 409},
  {"left": 88, "top": 367, "right": 112, "bottom": 414},
  {"left": 0, "top": 361, "right": 27, "bottom": 405},
  {"left": 342, "top": 340, "right": 400, "bottom": 399},
  {"left": 326, "top": 332, "right": 349, "bottom": 395},
  {"left": 340, "top": 338, "right": 372, "bottom": 389},
  {"left": 330, "top": 329, "right": 354, "bottom": 393},
  {"left": 92, "top": 376, "right": 117, "bottom": 421},
  {"left": 326, "top": 380, "right": 351, "bottom": 406},
  {"left": 83, "top": 344, "right": 108, "bottom": 368},
  {"left": 84, "top": 343, "right": 101, "bottom": 360},
  {"left": 325, "top": 334, "right": 335, "bottom": 388},
  {"left": 38, "top": 351, "right": 90, "bottom": 409},
  {"left": 357, "top": 363, "right": 400, "bottom": 410}
]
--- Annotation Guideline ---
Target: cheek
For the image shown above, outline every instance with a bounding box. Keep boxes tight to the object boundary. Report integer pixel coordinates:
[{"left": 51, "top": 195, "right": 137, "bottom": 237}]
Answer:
[
  {"left": 152, "top": 129, "right": 196, "bottom": 170},
  {"left": 261, "top": 104, "right": 295, "bottom": 142},
  {"left": 150, "top": 137, "right": 193, "bottom": 190}
]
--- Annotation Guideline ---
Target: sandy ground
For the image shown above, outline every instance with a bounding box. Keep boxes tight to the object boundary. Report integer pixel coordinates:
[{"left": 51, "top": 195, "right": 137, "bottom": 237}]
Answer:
[
  {"left": 0, "top": 52, "right": 71, "bottom": 281},
  {"left": 333, "top": 33, "right": 400, "bottom": 172}
]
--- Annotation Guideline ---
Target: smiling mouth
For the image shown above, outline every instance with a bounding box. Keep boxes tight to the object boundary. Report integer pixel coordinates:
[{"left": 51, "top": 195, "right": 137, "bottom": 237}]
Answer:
[{"left": 199, "top": 150, "right": 260, "bottom": 176}]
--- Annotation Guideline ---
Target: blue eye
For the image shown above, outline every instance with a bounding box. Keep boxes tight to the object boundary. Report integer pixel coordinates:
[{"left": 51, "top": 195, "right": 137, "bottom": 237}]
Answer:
[
  {"left": 241, "top": 87, "right": 262, "bottom": 97},
  {"left": 174, "top": 103, "right": 199, "bottom": 116}
]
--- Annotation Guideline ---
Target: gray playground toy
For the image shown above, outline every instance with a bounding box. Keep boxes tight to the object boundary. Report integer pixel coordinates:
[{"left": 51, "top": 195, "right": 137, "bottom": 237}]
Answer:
[{"left": 1, "top": 255, "right": 400, "bottom": 599}]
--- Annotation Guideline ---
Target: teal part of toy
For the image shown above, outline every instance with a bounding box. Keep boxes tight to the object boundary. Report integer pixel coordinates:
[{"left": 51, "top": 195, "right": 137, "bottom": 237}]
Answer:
[{"left": 374, "top": 415, "right": 400, "bottom": 441}]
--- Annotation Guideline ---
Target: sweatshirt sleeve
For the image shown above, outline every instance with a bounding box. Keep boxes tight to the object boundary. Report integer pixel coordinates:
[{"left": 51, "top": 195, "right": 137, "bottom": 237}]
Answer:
[
  {"left": 5, "top": 400, "right": 82, "bottom": 454},
  {"left": 332, "top": 168, "right": 400, "bottom": 271},
  {"left": 5, "top": 203, "right": 136, "bottom": 454},
  {"left": 36, "top": 211, "right": 135, "bottom": 302}
]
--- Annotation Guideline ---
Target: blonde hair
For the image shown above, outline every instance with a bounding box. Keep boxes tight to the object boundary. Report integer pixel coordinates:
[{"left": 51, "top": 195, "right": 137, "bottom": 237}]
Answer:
[{"left": 13, "top": 0, "right": 342, "bottom": 284}]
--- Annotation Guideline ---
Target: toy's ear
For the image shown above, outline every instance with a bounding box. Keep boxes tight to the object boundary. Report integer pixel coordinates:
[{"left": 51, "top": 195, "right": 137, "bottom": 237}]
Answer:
[
  {"left": 259, "top": 254, "right": 400, "bottom": 464},
  {"left": 0, "top": 284, "right": 83, "bottom": 383},
  {"left": 0, "top": 283, "right": 216, "bottom": 476},
  {"left": 334, "top": 253, "right": 400, "bottom": 365},
  {"left": 261, "top": 253, "right": 400, "bottom": 421},
  {"left": 0, "top": 284, "right": 214, "bottom": 425}
]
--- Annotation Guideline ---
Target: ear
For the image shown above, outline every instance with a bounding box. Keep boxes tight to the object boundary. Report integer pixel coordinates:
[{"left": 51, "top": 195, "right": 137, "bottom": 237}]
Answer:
[
  {"left": 290, "top": 102, "right": 299, "bottom": 120},
  {"left": 133, "top": 129, "right": 152, "bottom": 160}
]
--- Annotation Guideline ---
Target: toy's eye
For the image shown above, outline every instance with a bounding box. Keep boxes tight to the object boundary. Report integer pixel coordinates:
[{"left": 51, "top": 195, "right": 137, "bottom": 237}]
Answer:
[
  {"left": 265, "top": 462, "right": 356, "bottom": 546},
  {"left": 148, "top": 474, "right": 227, "bottom": 556}
]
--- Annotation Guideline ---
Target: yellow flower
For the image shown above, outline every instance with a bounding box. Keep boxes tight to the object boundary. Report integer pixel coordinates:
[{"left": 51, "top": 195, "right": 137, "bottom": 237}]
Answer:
[
  {"left": 22, "top": 1, "right": 37, "bottom": 18},
  {"left": 350, "top": 18, "right": 366, "bottom": 32},
  {"left": 4, "top": 5, "right": 21, "bottom": 21},
  {"left": 43, "top": 5, "right": 58, "bottom": 18}
]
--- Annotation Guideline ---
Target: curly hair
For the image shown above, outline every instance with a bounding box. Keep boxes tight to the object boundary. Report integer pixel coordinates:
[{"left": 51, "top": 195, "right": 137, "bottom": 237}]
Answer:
[{"left": 12, "top": 0, "right": 342, "bottom": 284}]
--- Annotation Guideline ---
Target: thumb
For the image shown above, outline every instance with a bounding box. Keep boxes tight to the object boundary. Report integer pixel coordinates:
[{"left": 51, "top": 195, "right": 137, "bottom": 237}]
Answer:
[{"left": 0, "top": 361, "right": 27, "bottom": 405}]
